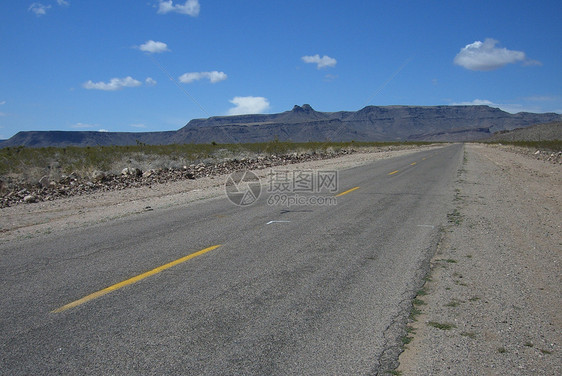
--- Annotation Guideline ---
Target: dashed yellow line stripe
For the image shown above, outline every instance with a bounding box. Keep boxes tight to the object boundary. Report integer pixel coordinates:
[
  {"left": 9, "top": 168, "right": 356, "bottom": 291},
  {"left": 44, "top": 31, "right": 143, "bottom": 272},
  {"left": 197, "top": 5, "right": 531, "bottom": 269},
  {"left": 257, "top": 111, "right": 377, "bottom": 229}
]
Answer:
[
  {"left": 335, "top": 186, "right": 360, "bottom": 197},
  {"left": 388, "top": 170, "right": 399, "bottom": 175},
  {"left": 52, "top": 245, "right": 222, "bottom": 313}
]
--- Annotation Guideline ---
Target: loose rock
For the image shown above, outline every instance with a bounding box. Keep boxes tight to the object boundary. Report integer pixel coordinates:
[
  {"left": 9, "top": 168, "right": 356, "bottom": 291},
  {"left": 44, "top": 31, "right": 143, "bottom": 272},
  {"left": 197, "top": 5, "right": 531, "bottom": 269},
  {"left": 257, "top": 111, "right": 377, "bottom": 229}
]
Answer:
[
  {"left": 24, "top": 194, "right": 37, "bottom": 203},
  {"left": 1, "top": 148, "right": 365, "bottom": 208}
]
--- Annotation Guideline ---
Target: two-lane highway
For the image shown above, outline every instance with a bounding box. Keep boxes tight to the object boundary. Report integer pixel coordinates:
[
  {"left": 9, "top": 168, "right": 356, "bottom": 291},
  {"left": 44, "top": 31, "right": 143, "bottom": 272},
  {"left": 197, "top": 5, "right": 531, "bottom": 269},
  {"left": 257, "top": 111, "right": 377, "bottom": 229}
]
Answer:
[{"left": 0, "top": 144, "right": 464, "bottom": 375}]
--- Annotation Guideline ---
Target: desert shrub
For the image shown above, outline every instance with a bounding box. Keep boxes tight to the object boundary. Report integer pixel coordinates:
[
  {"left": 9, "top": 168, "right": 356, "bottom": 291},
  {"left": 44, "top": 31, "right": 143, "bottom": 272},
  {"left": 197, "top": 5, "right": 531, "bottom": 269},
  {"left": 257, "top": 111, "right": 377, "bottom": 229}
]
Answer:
[
  {"left": 490, "top": 140, "right": 561, "bottom": 152},
  {"left": 0, "top": 141, "right": 435, "bottom": 183}
]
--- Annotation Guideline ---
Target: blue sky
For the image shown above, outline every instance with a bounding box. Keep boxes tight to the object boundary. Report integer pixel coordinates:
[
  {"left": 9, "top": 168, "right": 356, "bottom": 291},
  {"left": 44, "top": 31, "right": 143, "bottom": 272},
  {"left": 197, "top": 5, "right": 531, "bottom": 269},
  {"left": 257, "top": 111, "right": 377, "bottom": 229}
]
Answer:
[{"left": 1, "top": 0, "right": 561, "bottom": 139}]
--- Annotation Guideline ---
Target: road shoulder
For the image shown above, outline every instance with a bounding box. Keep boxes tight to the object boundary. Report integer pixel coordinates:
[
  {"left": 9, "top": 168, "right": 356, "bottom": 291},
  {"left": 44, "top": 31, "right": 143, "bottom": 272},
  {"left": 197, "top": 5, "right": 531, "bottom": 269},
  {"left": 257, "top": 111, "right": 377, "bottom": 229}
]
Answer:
[{"left": 396, "top": 143, "right": 561, "bottom": 375}]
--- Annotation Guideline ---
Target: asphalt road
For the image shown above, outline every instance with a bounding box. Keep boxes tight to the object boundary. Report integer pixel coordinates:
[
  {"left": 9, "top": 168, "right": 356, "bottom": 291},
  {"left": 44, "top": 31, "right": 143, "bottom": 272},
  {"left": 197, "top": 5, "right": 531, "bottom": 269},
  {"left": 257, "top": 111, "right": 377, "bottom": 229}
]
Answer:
[{"left": 0, "top": 144, "right": 464, "bottom": 375}]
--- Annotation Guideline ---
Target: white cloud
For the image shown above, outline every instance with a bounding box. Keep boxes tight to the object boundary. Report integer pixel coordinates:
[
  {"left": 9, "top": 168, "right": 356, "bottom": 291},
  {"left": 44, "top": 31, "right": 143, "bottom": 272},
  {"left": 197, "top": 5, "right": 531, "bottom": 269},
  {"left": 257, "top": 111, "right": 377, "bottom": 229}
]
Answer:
[
  {"left": 145, "top": 77, "right": 157, "bottom": 86},
  {"left": 179, "top": 71, "right": 227, "bottom": 84},
  {"left": 451, "top": 99, "right": 495, "bottom": 106},
  {"left": 523, "top": 59, "right": 542, "bottom": 67},
  {"left": 57, "top": 0, "right": 70, "bottom": 6},
  {"left": 0, "top": 101, "right": 5, "bottom": 105},
  {"left": 450, "top": 99, "right": 536, "bottom": 114},
  {"left": 138, "top": 40, "right": 170, "bottom": 54},
  {"left": 71, "top": 122, "right": 97, "bottom": 129},
  {"left": 98, "top": 129, "right": 109, "bottom": 132},
  {"left": 452, "top": 97, "right": 562, "bottom": 114},
  {"left": 453, "top": 39, "right": 535, "bottom": 71},
  {"left": 301, "top": 54, "right": 337, "bottom": 69},
  {"left": 157, "top": 0, "right": 200, "bottom": 16},
  {"left": 83, "top": 76, "right": 143, "bottom": 91},
  {"left": 228, "top": 96, "right": 270, "bottom": 115},
  {"left": 29, "top": 3, "right": 51, "bottom": 16}
]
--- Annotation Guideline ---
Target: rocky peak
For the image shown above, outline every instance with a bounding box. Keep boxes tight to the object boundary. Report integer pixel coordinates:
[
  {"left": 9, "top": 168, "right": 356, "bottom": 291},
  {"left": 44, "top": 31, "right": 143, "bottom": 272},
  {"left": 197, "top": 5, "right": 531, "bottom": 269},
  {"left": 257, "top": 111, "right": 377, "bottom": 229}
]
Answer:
[{"left": 292, "top": 104, "right": 315, "bottom": 113}]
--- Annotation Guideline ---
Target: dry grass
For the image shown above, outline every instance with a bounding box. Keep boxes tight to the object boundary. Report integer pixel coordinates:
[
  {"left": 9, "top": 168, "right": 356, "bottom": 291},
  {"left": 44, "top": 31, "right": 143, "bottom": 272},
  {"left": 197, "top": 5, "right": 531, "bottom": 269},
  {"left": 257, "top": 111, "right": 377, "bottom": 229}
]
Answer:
[{"left": 0, "top": 141, "right": 432, "bottom": 185}]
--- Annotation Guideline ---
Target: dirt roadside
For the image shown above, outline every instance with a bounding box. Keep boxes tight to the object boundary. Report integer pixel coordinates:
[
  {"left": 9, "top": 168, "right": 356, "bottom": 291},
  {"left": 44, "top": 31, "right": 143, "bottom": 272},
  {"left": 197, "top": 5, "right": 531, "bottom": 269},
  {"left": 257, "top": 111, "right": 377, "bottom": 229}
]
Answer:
[
  {"left": 396, "top": 144, "right": 561, "bottom": 375},
  {"left": 0, "top": 146, "right": 436, "bottom": 244}
]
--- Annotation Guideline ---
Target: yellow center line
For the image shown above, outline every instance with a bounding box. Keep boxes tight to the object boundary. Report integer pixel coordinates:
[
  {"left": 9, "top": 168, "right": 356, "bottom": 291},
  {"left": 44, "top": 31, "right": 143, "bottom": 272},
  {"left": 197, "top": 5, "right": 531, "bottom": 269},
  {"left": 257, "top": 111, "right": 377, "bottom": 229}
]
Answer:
[
  {"left": 410, "top": 162, "right": 417, "bottom": 166},
  {"left": 51, "top": 244, "right": 222, "bottom": 313},
  {"left": 388, "top": 170, "right": 399, "bottom": 175},
  {"left": 335, "top": 186, "right": 360, "bottom": 197}
]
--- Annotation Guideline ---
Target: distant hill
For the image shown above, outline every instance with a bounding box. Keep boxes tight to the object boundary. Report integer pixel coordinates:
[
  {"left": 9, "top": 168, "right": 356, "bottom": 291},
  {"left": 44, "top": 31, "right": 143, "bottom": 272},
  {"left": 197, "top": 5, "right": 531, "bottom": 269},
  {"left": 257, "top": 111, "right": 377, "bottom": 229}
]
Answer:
[
  {"left": 2, "top": 105, "right": 561, "bottom": 148},
  {"left": 486, "top": 121, "right": 562, "bottom": 141},
  {"left": 1, "top": 130, "right": 176, "bottom": 148}
]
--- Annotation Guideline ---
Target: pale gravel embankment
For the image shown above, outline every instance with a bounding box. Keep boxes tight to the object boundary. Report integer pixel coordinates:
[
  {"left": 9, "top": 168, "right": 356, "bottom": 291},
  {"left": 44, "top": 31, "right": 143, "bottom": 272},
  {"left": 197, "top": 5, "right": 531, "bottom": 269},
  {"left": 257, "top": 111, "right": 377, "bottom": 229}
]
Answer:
[
  {"left": 397, "top": 143, "right": 561, "bottom": 375},
  {"left": 484, "top": 143, "right": 562, "bottom": 164},
  {"left": 0, "top": 146, "right": 439, "bottom": 244}
]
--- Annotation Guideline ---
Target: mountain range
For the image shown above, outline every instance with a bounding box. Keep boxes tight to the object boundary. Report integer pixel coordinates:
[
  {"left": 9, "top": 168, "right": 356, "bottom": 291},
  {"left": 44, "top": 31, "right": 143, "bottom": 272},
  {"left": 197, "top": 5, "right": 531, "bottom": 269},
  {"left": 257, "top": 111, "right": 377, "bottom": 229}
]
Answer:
[{"left": 1, "top": 105, "right": 561, "bottom": 148}]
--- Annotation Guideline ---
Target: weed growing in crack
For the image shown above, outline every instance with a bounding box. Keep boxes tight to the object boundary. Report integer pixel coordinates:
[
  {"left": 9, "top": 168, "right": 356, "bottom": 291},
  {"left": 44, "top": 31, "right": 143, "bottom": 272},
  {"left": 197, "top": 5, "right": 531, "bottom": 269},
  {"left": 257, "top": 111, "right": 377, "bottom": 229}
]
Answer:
[
  {"left": 409, "top": 307, "right": 422, "bottom": 321},
  {"left": 385, "top": 370, "right": 402, "bottom": 375},
  {"left": 447, "top": 209, "right": 463, "bottom": 225},
  {"left": 454, "top": 188, "right": 463, "bottom": 202},
  {"left": 427, "top": 321, "right": 456, "bottom": 330},
  {"left": 401, "top": 335, "right": 413, "bottom": 345}
]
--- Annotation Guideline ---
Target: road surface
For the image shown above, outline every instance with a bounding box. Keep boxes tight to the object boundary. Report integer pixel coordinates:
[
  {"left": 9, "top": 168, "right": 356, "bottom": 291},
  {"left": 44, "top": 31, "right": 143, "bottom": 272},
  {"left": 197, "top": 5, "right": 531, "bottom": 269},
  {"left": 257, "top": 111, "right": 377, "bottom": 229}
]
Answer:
[{"left": 0, "top": 144, "right": 463, "bottom": 375}]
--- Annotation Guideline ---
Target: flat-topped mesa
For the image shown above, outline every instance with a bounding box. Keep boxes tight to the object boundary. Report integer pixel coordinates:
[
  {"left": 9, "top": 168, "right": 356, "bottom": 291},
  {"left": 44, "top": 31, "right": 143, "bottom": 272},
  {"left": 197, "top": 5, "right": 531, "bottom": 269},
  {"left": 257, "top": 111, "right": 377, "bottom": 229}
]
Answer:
[{"left": 2, "top": 105, "right": 560, "bottom": 147}]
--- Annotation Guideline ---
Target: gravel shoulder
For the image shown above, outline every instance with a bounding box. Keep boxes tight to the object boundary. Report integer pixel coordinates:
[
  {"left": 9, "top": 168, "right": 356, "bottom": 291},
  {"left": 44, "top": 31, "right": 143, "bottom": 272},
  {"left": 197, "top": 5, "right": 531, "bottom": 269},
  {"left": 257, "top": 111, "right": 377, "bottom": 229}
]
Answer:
[
  {"left": 0, "top": 146, "right": 435, "bottom": 244},
  {"left": 397, "top": 143, "right": 561, "bottom": 375}
]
